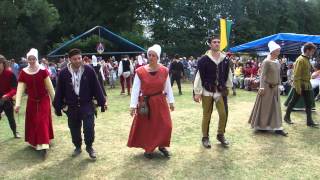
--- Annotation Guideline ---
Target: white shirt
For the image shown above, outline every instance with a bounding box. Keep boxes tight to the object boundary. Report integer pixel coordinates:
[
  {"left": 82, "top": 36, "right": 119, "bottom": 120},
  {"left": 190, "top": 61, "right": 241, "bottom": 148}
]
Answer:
[
  {"left": 67, "top": 64, "right": 84, "bottom": 96},
  {"left": 118, "top": 59, "right": 134, "bottom": 76},
  {"left": 130, "top": 74, "right": 174, "bottom": 108}
]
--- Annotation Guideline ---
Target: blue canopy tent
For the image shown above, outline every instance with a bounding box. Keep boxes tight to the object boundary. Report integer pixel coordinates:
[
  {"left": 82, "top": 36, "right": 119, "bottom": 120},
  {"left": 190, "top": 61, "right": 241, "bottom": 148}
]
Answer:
[
  {"left": 47, "top": 26, "right": 146, "bottom": 58},
  {"left": 230, "top": 33, "right": 320, "bottom": 55}
]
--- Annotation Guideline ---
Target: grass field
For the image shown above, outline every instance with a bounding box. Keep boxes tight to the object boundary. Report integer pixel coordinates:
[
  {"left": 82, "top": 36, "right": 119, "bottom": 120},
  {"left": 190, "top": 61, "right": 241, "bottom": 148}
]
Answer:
[{"left": 0, "top": 83, "right": 320, "bottom": 179}]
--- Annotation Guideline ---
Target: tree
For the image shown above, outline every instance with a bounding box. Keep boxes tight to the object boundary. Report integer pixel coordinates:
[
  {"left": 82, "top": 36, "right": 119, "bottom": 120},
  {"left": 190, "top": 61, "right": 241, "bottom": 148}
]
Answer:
[{"left": 0, "top": 0, "right": 59, "bottom": 58}]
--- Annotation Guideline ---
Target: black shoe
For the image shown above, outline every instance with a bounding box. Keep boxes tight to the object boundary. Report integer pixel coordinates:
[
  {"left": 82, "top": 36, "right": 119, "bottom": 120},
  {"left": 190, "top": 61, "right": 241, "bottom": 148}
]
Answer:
[
  {"left": 233, "top": 91, "right": 236, "bottom": 96},
  {"left": 13, "top": 132, "right": 21, "bottom": 139},
  {"left": 202, "top": 137, "right": 211, "bottom": 149},
  {"left": 275, "top": 130, "right": 288, "bottom": 137},
  {"left": 144, "top": 152, "right": 153, "bottom": 159},
  {"left": 158, "top": 147, "right": 170, "bottom": 158},
  {"left": 40, "top": 149, "right": 48, "bottom": 160},
  {"left": 284, "top": 115, "right": 294, "bottom": 124},
  {"left": 179, "top": 92, "right": 183, "bottom": 95},
  {"left": 72, "top": 148, "right": 82, "bottom": 157},
  {"left": 307, "top": 122, "right": 319, "bottom": 128},
  {"left": 86, "top": 147, "right": 97, "bottom": 160},
  {"left": 217, "top": 134, "right": 229, "bottom": 146}
]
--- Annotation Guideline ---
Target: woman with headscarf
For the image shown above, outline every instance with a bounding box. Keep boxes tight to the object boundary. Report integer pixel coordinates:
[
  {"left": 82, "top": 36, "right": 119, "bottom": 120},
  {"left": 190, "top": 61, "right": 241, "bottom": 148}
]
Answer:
[
  {"left": 127, "top": 44, "right": 175, "bottom": 159},
  {"left": 249, "top": 41, "right": 287, "bottom": 136},
  {"left": 14, "top": 48, "right": 55, "bottom": 159}
]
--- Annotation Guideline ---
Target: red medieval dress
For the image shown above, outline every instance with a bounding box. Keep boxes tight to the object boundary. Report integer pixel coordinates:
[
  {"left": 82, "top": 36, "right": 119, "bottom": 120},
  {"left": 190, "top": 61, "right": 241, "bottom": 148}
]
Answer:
[
  {"left": 127, "top": 65, "right": 172, "bottom": 152},
  {"left": 18, "top": 69, "right": 54, "bottom": 149}
]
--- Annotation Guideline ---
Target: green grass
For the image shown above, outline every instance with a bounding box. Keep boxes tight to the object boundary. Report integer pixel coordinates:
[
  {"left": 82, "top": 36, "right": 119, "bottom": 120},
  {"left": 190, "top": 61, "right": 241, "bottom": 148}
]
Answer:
[{"left": 0, "top": 82, "right": 320, "bottom": 179}]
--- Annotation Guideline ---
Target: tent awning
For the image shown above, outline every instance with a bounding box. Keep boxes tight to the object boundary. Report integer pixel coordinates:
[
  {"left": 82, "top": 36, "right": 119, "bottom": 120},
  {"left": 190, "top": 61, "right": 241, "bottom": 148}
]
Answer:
[
  {"left": 230, "top": 33, "right": 320, "bottom": 54},
  {"left": 48, "top": 26, "right": 146, "bottom": 57}
]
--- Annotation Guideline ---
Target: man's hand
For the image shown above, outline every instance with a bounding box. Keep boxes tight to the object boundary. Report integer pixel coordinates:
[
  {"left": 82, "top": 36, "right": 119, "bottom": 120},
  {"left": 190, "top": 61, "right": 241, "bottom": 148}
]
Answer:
[
  {"left": 55, "top": 109, "right": 62, "bottom": 116},
  {"left": 194, "top": 94, "right": 202, "bottom": 103}
]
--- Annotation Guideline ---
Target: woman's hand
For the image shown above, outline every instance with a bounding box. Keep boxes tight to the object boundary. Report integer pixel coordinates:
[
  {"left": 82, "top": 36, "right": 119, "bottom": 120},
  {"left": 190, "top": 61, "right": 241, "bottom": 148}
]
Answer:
[
  {"left": 130, "top": 108, "right": 136, "bottom": 117},
  {"left": 258, "top": 88, "right": 265, "bottom": 96},
  {"left": 169, "top": 103, "right": 175, "bottom": 111},
  {"left": 14, "top": 106, "right": 20, "bottom": 113}
]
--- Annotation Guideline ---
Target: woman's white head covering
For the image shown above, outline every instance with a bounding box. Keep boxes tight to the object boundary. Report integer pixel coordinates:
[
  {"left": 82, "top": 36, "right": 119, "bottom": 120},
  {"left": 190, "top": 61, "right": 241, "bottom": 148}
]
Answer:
[
  {"left": 26, "top": 48, "right": 39, "bottom": 67},
  {"left": 92, "top": 55, "right": 98, "bottom": 67},
  {"left": 268, "top": 41, "right": 281, "bottom": 53},
  {"left": 27, "top": 48, "right": 39, "bottom": 62},
  {"left": 147, "top": 44, "right": 161, "bottom": 63}
]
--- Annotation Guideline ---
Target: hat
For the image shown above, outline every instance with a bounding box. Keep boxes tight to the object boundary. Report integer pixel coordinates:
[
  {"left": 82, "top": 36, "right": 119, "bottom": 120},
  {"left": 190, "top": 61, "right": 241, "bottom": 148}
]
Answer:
[
  {"left": 268, "top": 41, "right": 281, "bottom": 53},
  {"left": 92, "top": 55, "right": 98, "bottom": 66},
  {"left": 26, "top": 48, "right": 39, "bottom": 61},
  {"left": 147, "top": 44, "right": 161, "bottom": 62}
]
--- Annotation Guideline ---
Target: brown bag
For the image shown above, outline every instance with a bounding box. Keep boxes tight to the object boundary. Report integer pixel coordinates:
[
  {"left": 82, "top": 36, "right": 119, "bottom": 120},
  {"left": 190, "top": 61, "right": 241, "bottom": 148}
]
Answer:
[{"left": 138, "top": 96, "right": 149, "bottom": 116}]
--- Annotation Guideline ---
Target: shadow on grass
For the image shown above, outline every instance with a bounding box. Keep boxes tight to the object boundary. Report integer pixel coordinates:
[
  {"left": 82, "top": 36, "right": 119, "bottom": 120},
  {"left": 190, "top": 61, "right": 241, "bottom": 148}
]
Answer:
[
  {"left": 28, "top": 156, "right": 96, "bottom": 179},
  {"left": 116, "top": 151, "right": 170, "bottom": 179}
]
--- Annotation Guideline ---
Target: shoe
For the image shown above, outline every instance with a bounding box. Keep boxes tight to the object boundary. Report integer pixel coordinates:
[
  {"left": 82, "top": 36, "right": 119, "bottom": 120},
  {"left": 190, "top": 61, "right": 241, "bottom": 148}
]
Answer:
[
  {"left": 143, "top": 152, "right": 153, "bottom": 159},
  {"left": 179, "top": 92, "right": 183, "bottom": 95},
  {"left": 284, "top": 115, "right": 294, "bottom": 124},
  {"left": 202, "top": 137, "right": 211, "bottom": 149},
  {"left": 232, "top": 91, "right": 236, "bottom": 96},
  {"left": 275, "top": 130, "right": 288, "bottom": 137},
  {"left": 120, "top": 91, "right": 125, "bottom": 95},
  {"left": 217, "top": 134, "right": 229, "bottom": 146},
  {"left": 72, "top": 148, "right": 82, "bottom": 157},
  {"left": 86, "top": 147, "right": 97, "bottom": 160},
  {"left": 13, "top": 132, "right": 21, "bottom": 139},
  {"left": 40, "top": 149, "right": 48, "bottom": 160},
  {"left": 158, "top": 147, "right": 170, "bottom": 158},
  {"left": 307, "top": 122, "right": 319, "bottom": 128}
]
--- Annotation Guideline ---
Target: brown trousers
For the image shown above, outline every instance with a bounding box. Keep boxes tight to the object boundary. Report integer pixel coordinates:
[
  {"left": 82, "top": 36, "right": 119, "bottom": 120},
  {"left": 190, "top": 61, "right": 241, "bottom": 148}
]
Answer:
[{"left": 201, "top": 96, "right": 227, "bottom": 136}]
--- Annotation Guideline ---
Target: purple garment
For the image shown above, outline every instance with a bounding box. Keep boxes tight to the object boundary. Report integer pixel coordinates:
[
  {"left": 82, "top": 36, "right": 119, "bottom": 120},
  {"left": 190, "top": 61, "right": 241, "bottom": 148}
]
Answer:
[{"left": 53, "top": 65, "right": 106, "bottom": 114}]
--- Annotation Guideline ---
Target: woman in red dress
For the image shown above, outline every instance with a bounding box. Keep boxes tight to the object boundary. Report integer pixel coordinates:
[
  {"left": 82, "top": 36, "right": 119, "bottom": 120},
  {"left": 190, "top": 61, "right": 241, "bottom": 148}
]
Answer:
[
  {"left": 15, "top": 48, "right": 55, "bottom": 159},
  {"left": 128, "top": 44, "right": 175, "bottom": 159}
]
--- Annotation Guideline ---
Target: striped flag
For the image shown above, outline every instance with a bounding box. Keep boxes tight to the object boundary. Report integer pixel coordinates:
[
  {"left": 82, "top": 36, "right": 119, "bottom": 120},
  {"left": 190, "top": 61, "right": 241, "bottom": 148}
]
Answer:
[{"left": 220, "top": 19, "right": 232, "bottom": 51}]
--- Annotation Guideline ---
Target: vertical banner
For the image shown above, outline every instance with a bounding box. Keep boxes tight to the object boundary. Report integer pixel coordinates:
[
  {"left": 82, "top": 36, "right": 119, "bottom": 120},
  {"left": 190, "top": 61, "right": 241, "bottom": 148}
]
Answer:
[
  {"left": 220, "top": 19, "right": 233, "bottom": 51},
  {"left": 220, "top": 19, "right": 228, "bottom": 51},
  {"left": 226, "top": 20, "right": 233, "bottom": 49}
]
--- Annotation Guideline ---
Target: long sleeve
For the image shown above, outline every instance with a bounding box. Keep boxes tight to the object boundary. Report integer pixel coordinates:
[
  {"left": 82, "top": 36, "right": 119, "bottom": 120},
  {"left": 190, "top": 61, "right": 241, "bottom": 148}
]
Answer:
[
  {"left": 130, "top": 74, "right": 141, "bottom": 108},
  {"left": 100, "top": 66, "right": 105, "bottom": 81},
  {"left": 15, "top": 82, "right": 26, "bottom": 107},
  {"left": 193, "top": 70, "right": 203, "bottom": 95},
  {"left": 44, "top": 76, "right": 55, "bottom": 100},
  {"left": 164, "top": 76, "right": 174, "bottom": 103},
  {"left": 118, "top": 61, "right": 123, "bottom": 76},
  {"left": 53, "top": 73, "right": 64, "bottom": 111},
  {"left": 4, "top": 73, "right": 17, "bottom": 98},
  {"left": 226, "top": 68, "right": 233, "bottom": 88},
  {"left": 130, "top": 61, "right": 134, "bottom": 74},
  {"left": 92, "top": 71, "right": 106, "bottom": 107},
  {"left": 259, "top": 60, "right": 268, "bottom": 89},
  {"left": 293, "top": 59, "right": 303, "bottom": 90}
]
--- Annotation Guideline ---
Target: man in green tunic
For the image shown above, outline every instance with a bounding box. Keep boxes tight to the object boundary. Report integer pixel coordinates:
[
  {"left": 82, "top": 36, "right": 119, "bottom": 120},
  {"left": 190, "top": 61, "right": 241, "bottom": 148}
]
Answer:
[{"left": 284, "top": 43, "right": 319, "bottom": 127}]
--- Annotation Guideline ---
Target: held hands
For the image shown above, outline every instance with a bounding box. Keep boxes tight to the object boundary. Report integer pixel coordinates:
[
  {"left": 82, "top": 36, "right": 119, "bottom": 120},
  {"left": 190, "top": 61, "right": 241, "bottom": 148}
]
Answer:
[
  {"left": 258, "top": 88, "right": 265, "bottom": 96},
  {"left": 194, "top": 94, "right": 202, "bottom": 103},
  {"left": 169, "top": 103, "right": 175, "bottom": 111},
  {"left": 55, "top": 109, "right": 62, "bottom": 116},
  {"left": 130, "top": 108, "right": 136, "bottom": 117}
]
